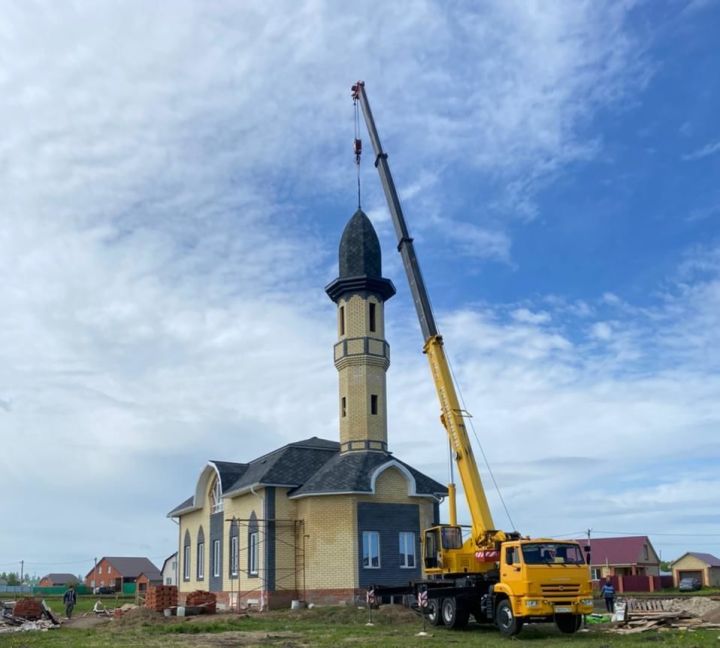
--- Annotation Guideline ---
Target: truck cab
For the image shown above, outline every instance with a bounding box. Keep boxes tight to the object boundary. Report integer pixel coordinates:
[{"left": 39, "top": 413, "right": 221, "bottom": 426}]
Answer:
[{"left": 494, "top": 540, "right": 594, "bottom": 635}]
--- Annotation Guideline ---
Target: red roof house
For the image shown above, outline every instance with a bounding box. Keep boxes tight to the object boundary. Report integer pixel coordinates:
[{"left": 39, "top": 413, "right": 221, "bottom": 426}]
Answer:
[{"left": 579, "top": 536, "right": 660, "bottom": 579}]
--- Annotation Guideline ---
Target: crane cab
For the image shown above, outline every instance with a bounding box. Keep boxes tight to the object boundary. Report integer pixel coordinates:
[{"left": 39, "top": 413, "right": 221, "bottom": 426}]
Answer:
[{"left": 423, "top": 525, "right": 496, "bottom": 576}]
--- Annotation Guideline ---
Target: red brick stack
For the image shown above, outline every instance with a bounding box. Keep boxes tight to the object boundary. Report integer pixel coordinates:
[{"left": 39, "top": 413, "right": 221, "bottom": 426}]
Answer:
[
  {"left": 185, "top": 590, "right": 217, "bottom": 614},
  {"left": 144, "top": 585, "right": 178, "bottom": 612},
  {"left": 13, "top": 598, "right": 43, "bottom": 620}
]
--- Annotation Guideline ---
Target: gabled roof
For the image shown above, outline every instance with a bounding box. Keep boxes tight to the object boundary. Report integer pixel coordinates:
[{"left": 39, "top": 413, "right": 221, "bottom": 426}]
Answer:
[
  {"left": 673, "top": 552, "right": 720, "bottom": 568},
  {"left": 579, "top": 536, "right": 658, "bottom": 566},
  {"left": 161, "top": 552, "right": 178, "bottom": 574},
  {"left": 289, "top": 452, "right": 447, "bottom": 498},
  {"left": 168, "top": 436, "right": 446, "bottom": 516},
  {"left": 41, "top": 573, "right": 77, "bottom": 585},
  {"left": 86, "top": 557, "right": 161, "bottom": 580}
]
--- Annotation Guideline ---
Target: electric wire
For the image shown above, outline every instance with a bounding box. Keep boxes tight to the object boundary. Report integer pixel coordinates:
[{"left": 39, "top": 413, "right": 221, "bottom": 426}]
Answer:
[{"left": 445, "top": 353, "right": 517, "bottom": 531}]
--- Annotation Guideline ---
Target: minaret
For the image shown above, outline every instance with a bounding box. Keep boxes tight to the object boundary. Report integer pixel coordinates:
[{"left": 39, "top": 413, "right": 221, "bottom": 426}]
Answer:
[{"left": 325, "top": 209, "right": 396, "bottom": 453}]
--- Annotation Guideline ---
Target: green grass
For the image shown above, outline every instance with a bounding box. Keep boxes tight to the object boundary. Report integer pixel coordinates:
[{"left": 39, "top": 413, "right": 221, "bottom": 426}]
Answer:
[
  {"left": 1, "top": 605, "right": 720, "bottom": 647},
  {"left": 1, "top": 594, "right": 138, "bottom": 616}
]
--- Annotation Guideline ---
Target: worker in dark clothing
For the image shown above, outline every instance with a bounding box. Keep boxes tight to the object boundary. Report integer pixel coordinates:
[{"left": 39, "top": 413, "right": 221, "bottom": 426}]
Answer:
[
  {"left": 600, "top": 577, "right": 615, "bottom": 612},
  {"left": 63, "top": 584, "right": 77, "bottom": 619}
]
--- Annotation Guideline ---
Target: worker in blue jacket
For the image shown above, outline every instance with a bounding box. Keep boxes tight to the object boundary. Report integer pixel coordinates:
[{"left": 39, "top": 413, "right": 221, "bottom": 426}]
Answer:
[{"left": 600, "top": 577, "right": 615, "bottom": 612}]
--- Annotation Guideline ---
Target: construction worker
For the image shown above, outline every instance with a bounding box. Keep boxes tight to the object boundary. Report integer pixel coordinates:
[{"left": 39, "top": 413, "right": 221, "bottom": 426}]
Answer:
[
  {"left": 600, "top": 577, "right": 615, "bottom": 613},
  {"left": 63, "top": 584, "right": 77, "bottom": 619}
]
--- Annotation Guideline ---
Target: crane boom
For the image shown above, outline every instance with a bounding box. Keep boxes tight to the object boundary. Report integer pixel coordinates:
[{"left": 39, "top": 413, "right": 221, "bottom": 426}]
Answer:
[{"left": 352, "top": 81, "right": 499, "bottom": 546}]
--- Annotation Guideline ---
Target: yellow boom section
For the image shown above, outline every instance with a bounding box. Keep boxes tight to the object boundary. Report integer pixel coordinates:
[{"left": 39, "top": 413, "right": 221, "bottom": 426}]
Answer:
[{"left": 424, "top": 335, "right": 495, "bottom": 542}]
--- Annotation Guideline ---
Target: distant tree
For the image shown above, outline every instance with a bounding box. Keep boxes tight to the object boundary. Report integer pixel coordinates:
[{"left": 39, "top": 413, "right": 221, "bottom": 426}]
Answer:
[
  {"left": 660, "top": 560, "right": 672, "bottom": 572},
  {"left": 6, "top": 573, "right": 19, "bottom": 586}
]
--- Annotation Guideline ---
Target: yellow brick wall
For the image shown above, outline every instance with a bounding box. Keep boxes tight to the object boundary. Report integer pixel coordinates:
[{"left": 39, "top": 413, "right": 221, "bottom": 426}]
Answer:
[
  {"left": 223, "top": 491, "right": 266, "bottom": 595},
  {"left": 338, "top": 362, "right": 387, "bottom": 446},
  {"left": 672, "top": 554, "right": 711, "bottom": 586},
  {"left": 338, "top": 294, "right": 385, "bottom": 339},
  {"left": 296, "top": 496, "right": 358, "bottom": 590},
  {"left": 178, "top": 508, "right": 205, "bottom": 593}
]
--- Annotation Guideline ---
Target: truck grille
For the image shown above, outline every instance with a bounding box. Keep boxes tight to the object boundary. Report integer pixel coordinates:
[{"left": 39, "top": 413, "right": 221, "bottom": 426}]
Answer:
[{"left": 541, "top": 584, "right": 580, "bottom": 597}]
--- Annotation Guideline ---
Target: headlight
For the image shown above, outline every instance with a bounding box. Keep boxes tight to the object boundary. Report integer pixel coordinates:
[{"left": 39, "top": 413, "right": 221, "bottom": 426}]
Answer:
[
  {"left": 525, "top": 600, "right": 540, "bottom": 608},
  {"left": 581, "top": 599, "right": 594, "bottom": 607}
]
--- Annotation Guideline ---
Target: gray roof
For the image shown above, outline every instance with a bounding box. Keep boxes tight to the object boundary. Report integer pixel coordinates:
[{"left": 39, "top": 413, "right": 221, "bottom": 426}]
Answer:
[
  {"left": 42, "top": 573, "right": 77, "bottom": 585},
  {"left": 169, "top": 436, "right": 446, "bottom": 515},
  {"left": 687, "top": 552, "right": 720, "bottom": 567},
  {"left": 89, "top": 557, "right": 161, "bottom": 580},
  {"left": 289, "top": 451, "right": 447, "bottom": 498}
]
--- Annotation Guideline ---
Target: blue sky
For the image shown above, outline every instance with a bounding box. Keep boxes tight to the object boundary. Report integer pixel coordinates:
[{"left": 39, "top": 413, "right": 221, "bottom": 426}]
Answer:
[{"left": 1, "top": 0, "right": 719, "bottom": 578}]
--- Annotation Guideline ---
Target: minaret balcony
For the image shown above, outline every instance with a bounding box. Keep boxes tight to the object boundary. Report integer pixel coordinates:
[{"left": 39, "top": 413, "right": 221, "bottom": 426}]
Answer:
[{"left": 334, "top": 336, "right": 390, "bottom": 370}]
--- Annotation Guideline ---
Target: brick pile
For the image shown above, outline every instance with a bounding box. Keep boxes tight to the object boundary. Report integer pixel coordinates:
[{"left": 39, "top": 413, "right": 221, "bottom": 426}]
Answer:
[
  {"left": 185, "top": 590, "right": 217, "bottom": 614},
  {"left": 144, "top": 585, "right": 178, "bottom": 612},
  {"left": 13, "top": 598, "right": 43, "bottom": 620}
]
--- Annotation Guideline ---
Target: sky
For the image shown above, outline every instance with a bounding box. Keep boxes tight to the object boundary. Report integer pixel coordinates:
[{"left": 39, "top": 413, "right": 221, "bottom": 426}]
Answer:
[{"left": 1, "top": 0, "right": 719, "bottom": 580}]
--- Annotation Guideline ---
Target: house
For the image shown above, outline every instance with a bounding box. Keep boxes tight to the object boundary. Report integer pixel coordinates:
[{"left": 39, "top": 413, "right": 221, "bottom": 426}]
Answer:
[
  {"left": 38, "top": 573, "right": 78, "bottom": 587},
  {"left": 168, "top": 209, "right": 447, "bottom": 609},
  {"left": 671, "top": 552, "right": 720, "bottom": 587},
  {"left": 84, "top": 557, "right": 162, "bottom": 592},
  {"left": 582, "top": 536, "right": 660, "bottom": 579},
  {"left": 136, "top": 570, "right": 163, "bottom": 596},
  {"left": 161, "top": 552, "right": 178, "bottom": 586}
]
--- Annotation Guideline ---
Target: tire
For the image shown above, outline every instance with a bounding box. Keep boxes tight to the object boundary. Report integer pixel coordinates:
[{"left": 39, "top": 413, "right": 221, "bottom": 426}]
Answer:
[
  {"left": 427, "top": 599, "right": 443, "bottom": 626},
  {"left": 556, "top": 614, "right": 582, "bottom": 634},
  {"left": 495, "top": 599, "right": 523, "bottom": 636},
  {"left": 441, "top": 597, "right": 470, "bottom": 629}
]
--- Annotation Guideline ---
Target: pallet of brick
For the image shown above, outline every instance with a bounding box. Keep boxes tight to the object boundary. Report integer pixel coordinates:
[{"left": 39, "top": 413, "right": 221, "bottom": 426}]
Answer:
[
  {"left": 185, "top": 590, "right": 216, "bottom": 614},
  {"left": 145, "top": 585, "right": 178, "bottom": 612}
]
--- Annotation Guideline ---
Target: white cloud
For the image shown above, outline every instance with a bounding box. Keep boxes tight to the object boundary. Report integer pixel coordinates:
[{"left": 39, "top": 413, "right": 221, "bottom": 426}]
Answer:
[
  {"left": 683, "top": 139, "right": 720, "bottom": 161},
  {"left": 2, "top": 0, "right": 694, "bottom": 577}
]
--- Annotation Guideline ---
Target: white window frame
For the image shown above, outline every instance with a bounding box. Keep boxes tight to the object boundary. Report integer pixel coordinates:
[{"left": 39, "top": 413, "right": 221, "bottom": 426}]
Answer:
[
  {"left": 98, "top": 566, "right": 103, "bottom": 575},
  {"left": 197, "top": 542, "right": 205, "bottom": 580},
  {"left": 231, "top": 536, "right": 239, "bottom": 576},
  {"left": 249, "top": 532, "right": 259, "bottom": 575},
  {"left": 183, "top": 545, "right": 191, "bottom": 580},
  {"left": 591, "top": 567, "right": 601, "bottom": 580},
  {"left": 362, "top": 531, "right": 381, "bottom": 569},
  {"left": 213, "top": 539, "right": 221, "bottom": 578},
  {"left": 210, "top": 477, "right": 223, "bottom": 514},
  {"left": 399, "top": 531, "right": 416, "bottom": 568}
]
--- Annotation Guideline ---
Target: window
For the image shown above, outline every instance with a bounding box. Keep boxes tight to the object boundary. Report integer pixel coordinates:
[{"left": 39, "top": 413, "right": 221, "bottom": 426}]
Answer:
[
  {"left": 107, "top": 566, "right": 111, "bottom": 575},
  {"left": 210, "top": 476, "right": 223, "bottom": 513},
  {"left": 249, "top": 532, "right": 259, "bottom": 575},
  {"left": 231, "top": 536, "right": 239, "bottom": 576},
  {"left": 505, "top": 546, "right": 516, "bottom": 565},
  {"left": 370, "top": 394, "right": 378, "bottom": 415},
  {"left": 369, "top": 302, "right": 376, "bottom": 332},
  {"left": 197, "top": 542, "right": 205, "bottom": 580},
  {"left": 341, "top": 396, "right": 347, "bottom": 417},
  {"left": 340, "top": 306, "right": 345, "bottom": 336},
  {"left": 98, "top": 566, "right": 103, "bottom": 575},
  {"left": 399, "top": 532, "right": 416, "bottom": 568},
  {"left": 213, "top": 540, "right": 221, "bottom": 578},
  {"left": 166, "top": 577, "right": 172, "bottom": 585},
  {"left": 362, "top": 531, "right": 380, "bottom": 568},
  {"left": 643, "top": 545, "right": 649, "bottom": 561},
  {"left": 183, "top": 544, "right": 190, "bottom": 580},
  {"left": 591, "top": 567, "right": 601, "bottom": 580}
]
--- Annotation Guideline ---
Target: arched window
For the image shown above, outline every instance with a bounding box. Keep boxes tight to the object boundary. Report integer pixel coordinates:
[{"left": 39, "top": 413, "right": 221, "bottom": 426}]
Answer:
[
  {"left": 183, "top": 530, "right": 191, "bottom": 581},
  {"left": 229, "top": 518, "right": 239, "bottom": 578},
  {"left": 210, "top": 475, "right": 223, "bottom": 513},
  {"left": 197, "top": 526, "right": 205, "bottom": 580},
  {"left": 248, "top": 512, "right": 259, "bottom": 577}
]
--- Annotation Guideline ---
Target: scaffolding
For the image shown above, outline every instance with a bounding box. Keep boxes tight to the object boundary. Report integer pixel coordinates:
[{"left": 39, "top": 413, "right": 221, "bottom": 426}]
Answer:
[{"left": 225, "top": 517, "right": 306, "bottom": 611}]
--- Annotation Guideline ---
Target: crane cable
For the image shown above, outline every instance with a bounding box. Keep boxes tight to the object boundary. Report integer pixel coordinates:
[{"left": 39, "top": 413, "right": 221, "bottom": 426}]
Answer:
[
  {"left": 446, "top": 355, "right": 518, "bottom": 531},
  {"left": 353, "top": 96, "right": 362, "bottom": 209}
]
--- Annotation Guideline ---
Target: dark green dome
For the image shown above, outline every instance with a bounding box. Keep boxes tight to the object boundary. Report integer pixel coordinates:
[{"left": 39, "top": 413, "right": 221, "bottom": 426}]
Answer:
[{"left": 339, "top": 209, "right": 382, "bottom": 278}]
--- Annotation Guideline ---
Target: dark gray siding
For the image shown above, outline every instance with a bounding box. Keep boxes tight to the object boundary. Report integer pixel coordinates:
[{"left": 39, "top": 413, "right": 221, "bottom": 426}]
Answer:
[
  {"left": 209, "top": 511, "right": 224, "bottom": 592},
  {"left": 264, "top": 487, "right": 276, "bottom": 591},
  {"left": 357, "top": 502, "right": 421, "bottom": 588}
]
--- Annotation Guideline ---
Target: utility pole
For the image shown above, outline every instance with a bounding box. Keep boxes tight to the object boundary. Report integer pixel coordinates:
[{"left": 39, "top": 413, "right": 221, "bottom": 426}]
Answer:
[
  {"left": 20, "top": 560, "right": 23, "bottom": 583},
  {"left": 94, "top": 557, "right": 98, "bottom": 593}
]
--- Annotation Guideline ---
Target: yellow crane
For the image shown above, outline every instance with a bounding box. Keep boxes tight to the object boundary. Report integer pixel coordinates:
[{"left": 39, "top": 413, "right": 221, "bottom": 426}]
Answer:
[{"left": 353, "top": 81, "right": 594, "bottom": 635}]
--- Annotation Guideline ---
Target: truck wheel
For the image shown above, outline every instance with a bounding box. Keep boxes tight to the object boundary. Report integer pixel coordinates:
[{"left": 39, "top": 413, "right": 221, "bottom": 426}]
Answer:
[
  {"left": 495, "top": 599, "right": 523, "bottom": 636},
  {"left": 427, "top": 599, "right": 443, "bottom": 626},
  {"left": 441, "top": 597, "right": 469, "bottom": 629},
  {"left": 555, "top": 614, "right": 582, "bottom": 634}
]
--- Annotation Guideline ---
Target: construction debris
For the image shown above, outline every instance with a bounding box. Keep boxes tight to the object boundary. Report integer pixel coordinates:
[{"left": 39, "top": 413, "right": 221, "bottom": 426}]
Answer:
[
  {"left": 0, "top": 598, "right": 60, "bottom": 634},
  {"left": 185, "top": 590, "right": 217, "bottom": 614},
  {"left": 609, "top": 597, "right": 720, "bottom": 634}
]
